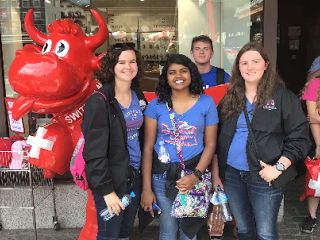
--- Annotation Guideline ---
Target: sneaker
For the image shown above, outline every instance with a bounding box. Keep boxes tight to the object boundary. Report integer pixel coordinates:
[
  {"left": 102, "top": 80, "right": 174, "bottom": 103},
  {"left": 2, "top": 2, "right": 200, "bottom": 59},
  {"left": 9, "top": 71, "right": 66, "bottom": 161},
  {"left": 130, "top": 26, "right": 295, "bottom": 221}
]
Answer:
[{"left": 301, "top": 216, "right": 317, "bottom": 233}]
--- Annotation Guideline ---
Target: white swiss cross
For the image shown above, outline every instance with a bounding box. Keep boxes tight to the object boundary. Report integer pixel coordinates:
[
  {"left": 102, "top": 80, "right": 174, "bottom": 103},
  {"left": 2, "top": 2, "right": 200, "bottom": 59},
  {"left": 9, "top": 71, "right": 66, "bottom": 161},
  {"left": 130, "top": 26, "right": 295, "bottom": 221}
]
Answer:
[
  {"left": 308, "top": 173, "right": 320, "bottom": 197},
  {"left": 26, "top": 127, "right": 54, "bottom": 159}
]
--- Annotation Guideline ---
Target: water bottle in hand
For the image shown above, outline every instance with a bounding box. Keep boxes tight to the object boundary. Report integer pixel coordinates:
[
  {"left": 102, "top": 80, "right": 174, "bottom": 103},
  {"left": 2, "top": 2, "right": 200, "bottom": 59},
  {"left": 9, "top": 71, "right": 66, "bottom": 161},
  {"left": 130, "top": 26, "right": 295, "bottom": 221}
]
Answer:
[
  {"left": 100, "top": 192, "right": 136, "bottom": 221},
  {"left": 216, "top": 186, "right": 232, "bottom": 222}
]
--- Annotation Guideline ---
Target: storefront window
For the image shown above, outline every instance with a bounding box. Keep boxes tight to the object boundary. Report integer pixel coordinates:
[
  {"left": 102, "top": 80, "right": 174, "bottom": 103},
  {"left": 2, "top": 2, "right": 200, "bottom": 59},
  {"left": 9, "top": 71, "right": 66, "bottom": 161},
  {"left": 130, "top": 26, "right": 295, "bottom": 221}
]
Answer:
[
  {"left": 101, "top": 0, "right": 264, "bottom": 88},
  {"left": 0, "top": 0, "right": 264, "bottom": 134}
]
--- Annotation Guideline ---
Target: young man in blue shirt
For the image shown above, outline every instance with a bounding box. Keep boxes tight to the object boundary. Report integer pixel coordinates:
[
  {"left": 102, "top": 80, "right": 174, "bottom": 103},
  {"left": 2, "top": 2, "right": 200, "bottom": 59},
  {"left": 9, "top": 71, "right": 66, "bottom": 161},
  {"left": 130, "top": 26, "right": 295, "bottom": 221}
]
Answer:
[{"left": 191, "top": 35, "right": 230, "bottom": 89}]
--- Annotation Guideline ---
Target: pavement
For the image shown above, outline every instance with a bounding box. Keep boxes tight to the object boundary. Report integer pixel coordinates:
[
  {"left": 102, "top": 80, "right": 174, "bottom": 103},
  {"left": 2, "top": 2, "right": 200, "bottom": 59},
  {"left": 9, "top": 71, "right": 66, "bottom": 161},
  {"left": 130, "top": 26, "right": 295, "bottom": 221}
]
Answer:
[{"left": 0, "top": 175, "right": 320, "bottom": 240}]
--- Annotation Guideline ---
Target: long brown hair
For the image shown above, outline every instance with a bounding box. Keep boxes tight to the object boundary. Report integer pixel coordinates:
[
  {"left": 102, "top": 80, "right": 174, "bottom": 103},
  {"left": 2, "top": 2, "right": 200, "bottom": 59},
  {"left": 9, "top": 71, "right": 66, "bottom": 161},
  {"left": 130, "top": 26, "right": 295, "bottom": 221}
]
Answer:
[{"left": 221, "top": 42, "right": 284, "bottom": 121}]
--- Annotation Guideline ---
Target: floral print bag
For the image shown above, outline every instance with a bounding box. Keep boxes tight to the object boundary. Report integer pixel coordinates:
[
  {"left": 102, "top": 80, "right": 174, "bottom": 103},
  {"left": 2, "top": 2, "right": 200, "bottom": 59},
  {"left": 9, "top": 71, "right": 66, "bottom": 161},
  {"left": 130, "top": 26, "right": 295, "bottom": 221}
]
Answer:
[{"left": 171, "top": 169, "right": 212, "bottom": 218}]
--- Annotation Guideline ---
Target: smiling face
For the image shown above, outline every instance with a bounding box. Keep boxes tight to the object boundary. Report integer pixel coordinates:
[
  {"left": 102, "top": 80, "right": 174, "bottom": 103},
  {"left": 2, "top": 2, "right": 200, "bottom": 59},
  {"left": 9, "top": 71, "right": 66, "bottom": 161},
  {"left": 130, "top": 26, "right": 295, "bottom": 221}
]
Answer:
[
  {"left": 114, "top": 50, "right": 138, "bottom": 83},
  {"left": 167, "top": 63, "right": 191, "bottom": 92},
  {"left": 238, "top": 50, "right": 268, "bottom": 85},
  {"left": 191, "top": 41, "right": 213, "bottom": 65}
]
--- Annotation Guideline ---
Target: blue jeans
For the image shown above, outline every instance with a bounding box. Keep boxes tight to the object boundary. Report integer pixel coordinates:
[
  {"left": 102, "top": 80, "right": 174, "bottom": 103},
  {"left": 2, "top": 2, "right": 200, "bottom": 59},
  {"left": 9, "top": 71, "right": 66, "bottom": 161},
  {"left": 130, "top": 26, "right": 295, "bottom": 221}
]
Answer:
[
  {"left": 93, "top": 171, "right": 141, "bottom": 240},
  {"left": 224, "top": 165, "right": 283, "bottom": 240},
  {"left": 152, "top": 173, "right": 197, "bottom": 240}
]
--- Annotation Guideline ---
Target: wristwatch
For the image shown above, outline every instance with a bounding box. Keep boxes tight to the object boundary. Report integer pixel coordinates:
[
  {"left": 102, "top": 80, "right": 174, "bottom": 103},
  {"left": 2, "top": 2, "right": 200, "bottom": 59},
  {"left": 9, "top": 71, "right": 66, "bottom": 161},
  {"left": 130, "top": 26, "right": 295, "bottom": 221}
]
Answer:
[
  {"left": 275, "top": 162, "right": 286, "bottom": 172},
  {"left": 193, "top": 169, "right": 203, "bottom": 180}
]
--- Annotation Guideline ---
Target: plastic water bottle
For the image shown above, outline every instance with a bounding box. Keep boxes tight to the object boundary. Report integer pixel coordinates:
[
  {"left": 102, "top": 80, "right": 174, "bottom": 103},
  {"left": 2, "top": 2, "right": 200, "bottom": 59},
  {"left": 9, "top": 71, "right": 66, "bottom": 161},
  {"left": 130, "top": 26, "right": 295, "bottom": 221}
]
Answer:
[
  {"left": 216, "top": 186, "right": 232, "bottom": 222},
  {"left": 99, "top": 192, "right": 136, "bottom": 221},
  {"left": 158, "top": 140, "right": 170, "bottom": 163}
]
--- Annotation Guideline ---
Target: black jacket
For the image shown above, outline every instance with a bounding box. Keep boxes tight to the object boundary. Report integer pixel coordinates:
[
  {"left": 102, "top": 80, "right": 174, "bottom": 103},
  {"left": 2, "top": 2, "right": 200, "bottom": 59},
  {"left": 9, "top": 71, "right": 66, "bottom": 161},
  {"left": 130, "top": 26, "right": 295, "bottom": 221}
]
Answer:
[
  {"left": 217, "top": 86, "right": 311, "bottom": 182},
  {"left": 81, "top": 83, "right": 147, "bottom": 197}
]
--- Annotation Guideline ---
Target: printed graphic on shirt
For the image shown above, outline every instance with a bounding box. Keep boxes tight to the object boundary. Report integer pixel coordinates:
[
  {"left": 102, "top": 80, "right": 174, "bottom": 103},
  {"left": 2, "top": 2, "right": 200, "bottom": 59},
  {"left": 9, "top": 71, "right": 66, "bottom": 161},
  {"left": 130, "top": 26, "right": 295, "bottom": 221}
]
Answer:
[
  {"left": 263, "top": 99, "right": 277, "bottom": 110},
  {"left": 124, "top": 109, "right": 140, "bottom": 121},
  {"left": 159, "top": 120, "right": 197, "bottom": 163},
  {"left": 124, "top": 109, "right": 143, "bottom": 141}
]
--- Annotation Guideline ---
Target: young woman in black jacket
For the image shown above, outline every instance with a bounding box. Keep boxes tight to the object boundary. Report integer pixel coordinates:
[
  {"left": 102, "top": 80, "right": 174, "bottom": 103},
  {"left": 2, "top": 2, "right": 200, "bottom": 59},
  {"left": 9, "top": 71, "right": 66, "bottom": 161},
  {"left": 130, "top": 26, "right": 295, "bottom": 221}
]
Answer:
[
  {"left": 81, "top": 45, "right": 147, "bottom": 240},
  {"left": 213, "top": 42, "right": 310, "bottom": 240}
]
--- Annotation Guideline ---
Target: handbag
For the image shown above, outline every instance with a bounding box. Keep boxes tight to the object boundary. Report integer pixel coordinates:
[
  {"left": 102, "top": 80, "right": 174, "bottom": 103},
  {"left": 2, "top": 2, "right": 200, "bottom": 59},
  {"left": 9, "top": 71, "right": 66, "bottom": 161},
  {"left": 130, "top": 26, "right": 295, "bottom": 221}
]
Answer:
[
  {"left": 244, "top": 107, "right": 296, "bottom": 188},
  {"left": 300, "top": 157, "right": 320, "bottom": 201},
  {"left": 166, "top": 104, "right": 212, "bottom": 218}
]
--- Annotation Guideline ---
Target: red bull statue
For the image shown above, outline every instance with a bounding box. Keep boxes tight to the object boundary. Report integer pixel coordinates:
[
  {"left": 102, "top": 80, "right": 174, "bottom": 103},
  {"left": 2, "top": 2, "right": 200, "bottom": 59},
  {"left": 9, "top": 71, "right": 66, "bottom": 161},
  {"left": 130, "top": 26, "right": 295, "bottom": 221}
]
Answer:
[{"left": 8, "top": 8, "right": 108, "bottom": 240}]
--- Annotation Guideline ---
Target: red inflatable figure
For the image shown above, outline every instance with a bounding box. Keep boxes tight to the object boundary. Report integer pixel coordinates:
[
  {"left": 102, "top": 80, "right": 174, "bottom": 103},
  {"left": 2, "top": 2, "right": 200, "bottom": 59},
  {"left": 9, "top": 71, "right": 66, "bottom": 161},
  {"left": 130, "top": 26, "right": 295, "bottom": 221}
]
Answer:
[{"left": 8, "top": 9, "right": 108, "bottom": 240}]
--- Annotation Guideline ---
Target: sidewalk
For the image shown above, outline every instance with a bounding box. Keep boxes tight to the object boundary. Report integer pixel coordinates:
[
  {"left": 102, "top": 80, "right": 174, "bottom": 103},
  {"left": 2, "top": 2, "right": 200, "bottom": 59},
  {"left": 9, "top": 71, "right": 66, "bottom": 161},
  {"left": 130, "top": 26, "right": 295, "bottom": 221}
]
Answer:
[{"left": 0, "top": 175, "right": 319, "bottom": 240}]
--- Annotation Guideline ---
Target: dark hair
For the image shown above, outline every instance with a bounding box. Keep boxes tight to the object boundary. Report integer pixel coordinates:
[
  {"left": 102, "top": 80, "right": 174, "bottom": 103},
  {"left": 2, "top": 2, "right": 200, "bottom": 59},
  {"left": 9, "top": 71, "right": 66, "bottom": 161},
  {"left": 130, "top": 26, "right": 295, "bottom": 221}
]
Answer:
[
  {"left": 156, "top": 54, "right": 203, "bottom": 107},
  {"left": 221, "top": 42, "right": 284, "bottom": 121},
  {"left": 191, "top": 35, "right": 213, "bottom": 51},
  {"left": 96, "top": 44, "right": 143, "bottom": 89}
]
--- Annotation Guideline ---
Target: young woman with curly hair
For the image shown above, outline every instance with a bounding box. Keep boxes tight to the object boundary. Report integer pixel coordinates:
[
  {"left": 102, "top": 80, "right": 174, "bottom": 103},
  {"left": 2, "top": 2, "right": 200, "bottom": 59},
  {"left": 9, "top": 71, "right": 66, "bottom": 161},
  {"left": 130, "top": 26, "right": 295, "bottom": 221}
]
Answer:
[
  {"left": 81, "top": 44, "right": 147, "bottom": 240},
  {"left": 213, "top": 42, "right": 310, "bottom": 240},
  {"left": 141, "top": 54, "right": 218, "bottom": 239}
]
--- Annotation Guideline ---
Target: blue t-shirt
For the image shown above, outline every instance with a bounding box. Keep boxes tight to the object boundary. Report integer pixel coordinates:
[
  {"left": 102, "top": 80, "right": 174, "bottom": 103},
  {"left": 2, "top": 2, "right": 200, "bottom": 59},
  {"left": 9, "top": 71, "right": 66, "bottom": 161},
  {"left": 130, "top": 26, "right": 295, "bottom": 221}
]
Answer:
[
  {"left": 119, "top": 91, "right": 143, "bottom": 169},
  {"left": 201, "top": 66, "right": 230, "bottom": 89},
  {"left": 227, "top": 100, "right": 255, "bottom": 171},
  {"left": 144, "top": 94, "right": 219, "bottom": 163}
]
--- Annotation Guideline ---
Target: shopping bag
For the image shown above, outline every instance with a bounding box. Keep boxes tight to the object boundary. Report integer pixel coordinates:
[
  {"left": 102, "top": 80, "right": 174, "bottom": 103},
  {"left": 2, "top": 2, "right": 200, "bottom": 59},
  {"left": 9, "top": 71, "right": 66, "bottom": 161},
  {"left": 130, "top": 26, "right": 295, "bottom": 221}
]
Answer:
[{"left": 299, "top": 157, "right": 320, "bottom": 201}]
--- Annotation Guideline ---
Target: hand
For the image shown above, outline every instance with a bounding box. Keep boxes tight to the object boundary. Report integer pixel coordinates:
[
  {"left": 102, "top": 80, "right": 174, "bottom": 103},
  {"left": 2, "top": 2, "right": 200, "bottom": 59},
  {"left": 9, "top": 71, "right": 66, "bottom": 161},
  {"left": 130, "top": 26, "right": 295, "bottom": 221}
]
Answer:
[
  {"left": 103, "top": 192, "right": 124, "bottom": 216},
  {"left": 176, "top": 174, "right": 198, "bottom": 193},
  {"left": 213, "top": 175, "right": 224, "bottom": 191},
  {"left": 259, "top": 161, "right": 282, "bottom": 184},
  {"left": 141, "top": 190, "right": 157, "bottom": 216}
]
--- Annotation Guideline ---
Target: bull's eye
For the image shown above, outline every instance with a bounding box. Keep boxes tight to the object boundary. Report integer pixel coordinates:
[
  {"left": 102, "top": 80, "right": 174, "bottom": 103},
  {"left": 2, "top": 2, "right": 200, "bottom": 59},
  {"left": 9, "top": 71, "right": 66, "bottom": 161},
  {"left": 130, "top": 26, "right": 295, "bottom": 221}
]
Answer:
[
  {"left": 55, "top": 40, "right": 69, "bottom": 57},
  {"left": 42, "top": 39, "right": 52, "bottom": 54}
]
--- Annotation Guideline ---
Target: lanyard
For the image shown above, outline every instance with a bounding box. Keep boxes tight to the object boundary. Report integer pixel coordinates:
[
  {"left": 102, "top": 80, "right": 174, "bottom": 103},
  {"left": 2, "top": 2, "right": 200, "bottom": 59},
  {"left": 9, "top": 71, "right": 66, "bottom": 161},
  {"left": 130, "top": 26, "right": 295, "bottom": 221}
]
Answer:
[{"left": 166, "top": 103, "right": 186, "bottom": 174}]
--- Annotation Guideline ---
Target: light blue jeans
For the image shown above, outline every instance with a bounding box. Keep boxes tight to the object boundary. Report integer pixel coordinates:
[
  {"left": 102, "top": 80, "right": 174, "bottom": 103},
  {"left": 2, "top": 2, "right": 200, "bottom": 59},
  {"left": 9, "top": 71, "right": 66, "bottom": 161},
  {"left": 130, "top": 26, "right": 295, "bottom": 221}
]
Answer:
[
  {"left": 224, "top": 165, "right": 284, "bottom": 240},
  {"left": 152, "top": 173, "right": 197, "bottom": 240}
]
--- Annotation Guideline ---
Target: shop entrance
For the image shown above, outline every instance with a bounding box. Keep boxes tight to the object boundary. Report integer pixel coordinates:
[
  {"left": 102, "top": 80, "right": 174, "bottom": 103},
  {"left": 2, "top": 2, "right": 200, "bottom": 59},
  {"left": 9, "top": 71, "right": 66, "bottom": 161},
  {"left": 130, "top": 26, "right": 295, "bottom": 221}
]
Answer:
[{"left": 277, "top": 0, "right": 320, "bottom": 94}]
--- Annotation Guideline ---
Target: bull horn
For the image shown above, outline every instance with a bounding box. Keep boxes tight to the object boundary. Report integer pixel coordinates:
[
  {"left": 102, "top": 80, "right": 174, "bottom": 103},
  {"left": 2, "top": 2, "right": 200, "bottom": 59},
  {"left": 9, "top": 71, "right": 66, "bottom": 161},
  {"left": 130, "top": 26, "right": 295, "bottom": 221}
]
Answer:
[
  {"left": 85, "top": 9, "right": 108, "bottom": 50},
  {"left": 25, "top": 9, "right": 48, "bottom": 45}
]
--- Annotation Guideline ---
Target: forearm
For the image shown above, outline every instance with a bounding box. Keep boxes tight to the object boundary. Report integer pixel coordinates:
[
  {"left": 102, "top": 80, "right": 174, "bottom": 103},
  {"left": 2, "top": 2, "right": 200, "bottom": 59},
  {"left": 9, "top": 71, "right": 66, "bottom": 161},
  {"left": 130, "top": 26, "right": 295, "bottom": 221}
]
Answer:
[
  {"left": 307, "top": 101, "right": 320, "bottom": 124},
  {"left": 211, "top": 154, "right": 219, "bottom": 177},
  {"left": 196, "top": 144, "right": 215, "bottom": 172},
  {"left": 196, "top": 125, "right": 217, "bottom": 172},
  {"left": 142, "top": 148, "right": 153, "bottom": 192},
  {"left": 310, "top": 123, "right": 320, "bottom": 146},
  {"left": 309, "top": 114, "right": 320, "bottom": 124}
]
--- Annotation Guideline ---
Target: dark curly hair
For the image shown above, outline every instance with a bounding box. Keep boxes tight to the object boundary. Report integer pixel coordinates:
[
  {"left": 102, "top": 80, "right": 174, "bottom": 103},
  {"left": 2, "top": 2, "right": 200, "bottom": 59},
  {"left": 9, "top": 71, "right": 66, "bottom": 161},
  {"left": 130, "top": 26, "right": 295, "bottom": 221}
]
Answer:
[
  {"left": 156, "top": 54, "right": 203, "bottom": 107},
  {"left": 221, "top": 42, "right": 284, "bottom": 121},
  {"left": 96, "top": 44, "right": 143, "bottom": 90}
]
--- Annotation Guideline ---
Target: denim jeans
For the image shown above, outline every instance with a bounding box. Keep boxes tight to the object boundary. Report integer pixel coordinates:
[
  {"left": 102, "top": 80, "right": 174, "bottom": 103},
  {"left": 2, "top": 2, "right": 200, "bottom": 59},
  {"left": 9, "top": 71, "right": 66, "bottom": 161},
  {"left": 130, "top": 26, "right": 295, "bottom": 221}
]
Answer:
[
  {"left": 152, "top": 173, "right": 197, "bottom": 240},
  {"left": 224, "top": 165, "right": 283, "bottom": 240},
  {"left": 93, "top": 171, "right": 141, "bottom": 240}
]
